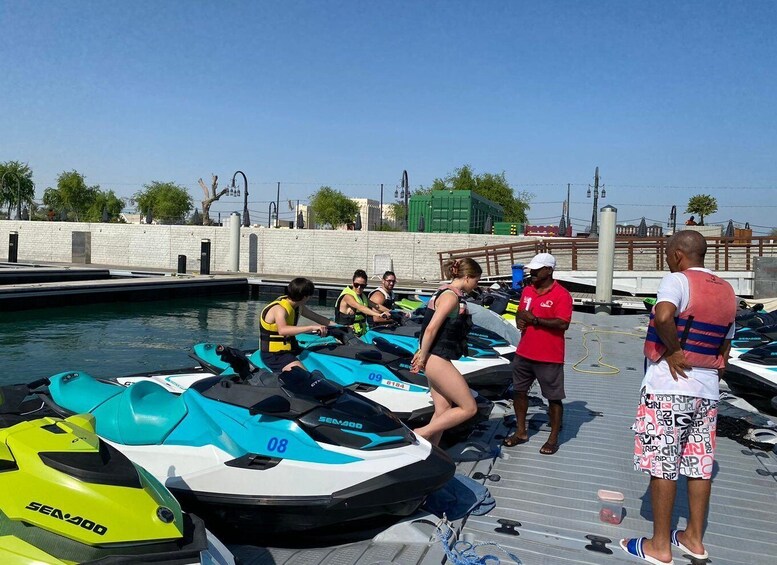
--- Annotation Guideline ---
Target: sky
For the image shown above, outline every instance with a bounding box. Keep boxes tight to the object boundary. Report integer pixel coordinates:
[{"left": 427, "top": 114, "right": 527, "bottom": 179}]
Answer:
[{"left": 2, "top": 1, "right": 776, "bottom": 234}]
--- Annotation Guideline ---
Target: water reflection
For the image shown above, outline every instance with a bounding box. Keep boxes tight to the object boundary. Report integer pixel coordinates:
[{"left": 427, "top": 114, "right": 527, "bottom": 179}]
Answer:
[{"left": 0, "top": 296, "right": 333, "bottom": 385}]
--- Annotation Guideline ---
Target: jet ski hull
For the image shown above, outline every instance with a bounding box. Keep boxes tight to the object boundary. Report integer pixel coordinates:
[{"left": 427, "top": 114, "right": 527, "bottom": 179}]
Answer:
[
  {"left": 168, "top": 446, "right": 453, "bottom": 540},
  {"left": 725, "top": 358, "right": 777, "bottom": 397}
]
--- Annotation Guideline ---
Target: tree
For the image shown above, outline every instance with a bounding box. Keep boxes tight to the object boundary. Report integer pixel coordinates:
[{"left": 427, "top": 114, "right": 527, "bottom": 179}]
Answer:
[
  {"left": 134, "top": 181, "right": 193, "bottom": 224},
  {"left": 85, "top": 190, "right": 125, "bottom": 223},
  {"left": 388, "top": 202, "right": 406, "bottom": 228},
  {"left": 0, "top": 161, "right": 35, "bottom": 218},
  {"left": 308, "top": 186, "right": 359, "bottom": 229},
  {"left": 685, "top": 194, "right": 718, "bottom": 226},
  {"left": 198, "top": 174, "right": 228, "bottom": 226},
  {"left": 427, "top": 165, "right": 532, "bottom": 223},
  {"left": 42, "top": 170, "right": 100, "bottom": 221}
]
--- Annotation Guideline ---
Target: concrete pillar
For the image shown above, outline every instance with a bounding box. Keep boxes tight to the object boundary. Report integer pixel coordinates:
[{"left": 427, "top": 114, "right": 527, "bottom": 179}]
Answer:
[
  {"left": 595, "top": 205, "right": 618, "bottom": 315},
  {"left": 228, "top": 212, "right": 241, "bottom": 272}
]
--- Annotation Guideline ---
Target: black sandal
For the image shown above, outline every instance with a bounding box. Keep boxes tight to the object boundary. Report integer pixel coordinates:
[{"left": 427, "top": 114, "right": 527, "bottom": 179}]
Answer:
[{"left": 502, "top": 433, "right": 529, "bottom": 447}]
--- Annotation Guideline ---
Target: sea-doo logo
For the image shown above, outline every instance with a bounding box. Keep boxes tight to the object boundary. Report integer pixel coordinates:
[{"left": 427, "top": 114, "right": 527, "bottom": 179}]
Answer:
[
  {"left": 318, "top": 416, "right": 363, "bottom": 430},
  {"left": 25, "top": 501, "right": 108, "bottom": 535},
  {"left": 540, "top": 300, "right": 554, "bottom": 308}
]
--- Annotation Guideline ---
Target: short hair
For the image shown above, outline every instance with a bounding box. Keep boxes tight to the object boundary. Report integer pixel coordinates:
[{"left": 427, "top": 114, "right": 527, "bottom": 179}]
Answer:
[
  {"left": 286, "top": 277, "right": 315, "bottom": 301},
  {"left": 444, "top": 258, "right": 482, "bottom": 280},
  {"left": 382, "top": 270, "right": 396, "bottom": 280},
  {"left": 669, "top": 230, "right": 707, "bottom": 263},
  {"left": 353, "top": 269, "right": 368, "bottom": 282}
]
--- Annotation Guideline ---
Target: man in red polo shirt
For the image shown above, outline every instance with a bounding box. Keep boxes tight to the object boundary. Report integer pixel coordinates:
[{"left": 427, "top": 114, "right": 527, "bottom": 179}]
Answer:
[{"left": 502, "top": 252, "right": 573, "bottom": 455}]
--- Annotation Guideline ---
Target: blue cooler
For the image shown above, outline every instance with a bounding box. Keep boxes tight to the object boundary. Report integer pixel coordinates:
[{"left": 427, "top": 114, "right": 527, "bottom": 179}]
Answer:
[{"left": 511, "top": 264, "right": 524, "bottom": 290}]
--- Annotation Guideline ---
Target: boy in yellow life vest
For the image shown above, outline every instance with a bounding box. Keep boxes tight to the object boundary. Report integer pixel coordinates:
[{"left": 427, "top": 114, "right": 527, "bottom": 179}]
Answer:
[
  {"left": 260, "top": 277, "right": 334, "bottom": 372},
  {"left": 335, "top": 269, "right": 391, "bottom": 336}
]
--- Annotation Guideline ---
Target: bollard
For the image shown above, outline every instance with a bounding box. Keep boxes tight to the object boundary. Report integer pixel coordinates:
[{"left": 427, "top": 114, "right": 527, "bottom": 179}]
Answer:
[
  {"left": 177, "top": 254, "right": 187, "bottom": 274},
  {"left": 595, "top": 205, "right": 618, "bottom": 315},
  {"left": 228, "top": 212, "right": 240, "bottom": 272},
  {"left": 200, "top": 239, "right": 211, "bottom": 275},
  {"left": 8, "top": 231, "right": 18, "bottom": 263}
]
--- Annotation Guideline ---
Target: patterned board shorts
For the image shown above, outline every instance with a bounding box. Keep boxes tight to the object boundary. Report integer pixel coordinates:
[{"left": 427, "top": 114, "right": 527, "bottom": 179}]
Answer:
[{"left": 632, "top": 388, "right": 718, "bottom": 480}]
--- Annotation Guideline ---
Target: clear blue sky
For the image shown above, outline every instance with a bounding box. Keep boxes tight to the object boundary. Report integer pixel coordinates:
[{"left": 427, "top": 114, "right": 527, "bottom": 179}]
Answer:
[{"left": 3, "top": 1, "right": 776, "bottom": 233}]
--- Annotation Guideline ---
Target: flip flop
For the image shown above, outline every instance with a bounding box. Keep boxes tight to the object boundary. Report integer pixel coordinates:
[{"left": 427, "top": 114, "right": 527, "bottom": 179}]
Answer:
[
  {"left": 502, "top": 433, "right": 528, "bottom": 447},
  {"left": 539, "top": 441, "right": 559, "bottom": 455},
  {"left": 670, "top": 530, "right": 709, "bottom": 560},
  {"left": 620, "top": 537, "right": 674, "bottom": 565}
]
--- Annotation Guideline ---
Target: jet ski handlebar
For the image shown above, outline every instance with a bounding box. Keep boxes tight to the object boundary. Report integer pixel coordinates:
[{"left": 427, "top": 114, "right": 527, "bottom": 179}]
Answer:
[{"left": 215, "top": 345, "right": 253, "bottom": 382}]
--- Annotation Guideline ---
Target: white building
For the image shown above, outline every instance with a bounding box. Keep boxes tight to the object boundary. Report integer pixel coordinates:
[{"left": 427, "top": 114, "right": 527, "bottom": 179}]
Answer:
[{"left": 297, "top": 198, "right": 387, "bottom": 230}]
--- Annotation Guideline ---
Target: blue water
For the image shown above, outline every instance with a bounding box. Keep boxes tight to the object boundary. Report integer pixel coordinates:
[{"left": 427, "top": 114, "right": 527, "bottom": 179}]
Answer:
[{"left": 0, "top": 296, "right": 333, "bottom": 386}]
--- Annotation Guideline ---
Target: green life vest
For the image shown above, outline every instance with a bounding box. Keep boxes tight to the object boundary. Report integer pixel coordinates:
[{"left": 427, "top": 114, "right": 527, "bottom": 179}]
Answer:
[{"left": 335, "top": 286, "right": 368, "bottom": 336}]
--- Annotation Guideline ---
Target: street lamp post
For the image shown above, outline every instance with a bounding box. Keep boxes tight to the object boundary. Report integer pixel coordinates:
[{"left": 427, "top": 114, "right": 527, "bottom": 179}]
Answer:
[
  {"left": 230, "top": 171, "right": 249, "bottom": 227},
  {"left": 1, "top": 171, "right": 22, "bottom": 220},
  {"left": 394, "top": 170, "right": 409, "bottom": 230},
  {"left": 379, "top": 183, "right": 383, "bottom": 230},
  {"left": 268, "top": 201, "right": 277, "bottom": 228},
  {"left": 586, "top": 166, "right": 606, "bottom": 238},
  {"left": 668, "top": 205, "right": 677, "bottom": 234}
]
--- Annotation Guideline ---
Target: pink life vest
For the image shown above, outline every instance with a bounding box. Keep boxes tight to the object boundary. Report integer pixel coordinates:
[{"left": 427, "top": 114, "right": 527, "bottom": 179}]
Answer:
[{"left": 643, "top": 270, "right": 736, "bottom": 369}]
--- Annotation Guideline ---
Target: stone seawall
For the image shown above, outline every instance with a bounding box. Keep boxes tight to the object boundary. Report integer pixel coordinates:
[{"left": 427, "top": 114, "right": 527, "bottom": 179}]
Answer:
[{"left": 0, "top": 221, "right": 530, "bottom": 281}]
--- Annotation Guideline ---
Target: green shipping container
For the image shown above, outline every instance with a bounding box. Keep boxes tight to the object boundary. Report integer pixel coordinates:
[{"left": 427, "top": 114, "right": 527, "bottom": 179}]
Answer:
[
  {"left": 492, "top": 221, "right": 524, "bottom": 236},
  {"left": 408, "top": 190, "right": 504, "bottom": 234}
]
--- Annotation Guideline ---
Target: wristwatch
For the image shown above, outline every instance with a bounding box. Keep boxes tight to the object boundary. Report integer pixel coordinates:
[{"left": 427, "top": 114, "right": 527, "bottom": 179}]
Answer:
[{"left": 532, "top": 317, "right": 540, "bottom": 326}]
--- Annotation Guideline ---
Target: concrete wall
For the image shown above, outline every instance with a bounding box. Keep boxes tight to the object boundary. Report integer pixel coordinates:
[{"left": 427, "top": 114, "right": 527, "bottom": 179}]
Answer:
[{"left": 0, "top": 221, "right": 529, "bottom": 281}]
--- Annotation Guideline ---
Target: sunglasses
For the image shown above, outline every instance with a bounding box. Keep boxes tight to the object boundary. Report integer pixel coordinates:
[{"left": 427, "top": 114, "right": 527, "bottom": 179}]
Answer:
[
  {"left": 384, "top": 279, "right": 396, "bottom": 283},
  {"left": 353, "top": 283, "right": 367, "bottom": 289}
]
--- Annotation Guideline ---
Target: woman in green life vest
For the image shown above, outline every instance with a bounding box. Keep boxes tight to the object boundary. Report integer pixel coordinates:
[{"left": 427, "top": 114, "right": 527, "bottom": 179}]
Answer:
[
  {"left": 260, "top": 277, "right": 334, "bottom": 372},
  {"left": 335, "top": 269, "right": 391, "bottom": 336}
]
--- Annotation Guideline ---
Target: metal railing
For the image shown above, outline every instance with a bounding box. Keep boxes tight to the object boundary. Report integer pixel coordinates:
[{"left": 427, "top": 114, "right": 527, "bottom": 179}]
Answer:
[{"left": 437, "top": 237, "right": 777, "bottom": 279}]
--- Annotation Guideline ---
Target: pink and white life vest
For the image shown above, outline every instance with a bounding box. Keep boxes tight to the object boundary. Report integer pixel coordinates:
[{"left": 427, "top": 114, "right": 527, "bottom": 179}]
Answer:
[{"left": 643, "top": 270, "right": 736, "bottom": 369}]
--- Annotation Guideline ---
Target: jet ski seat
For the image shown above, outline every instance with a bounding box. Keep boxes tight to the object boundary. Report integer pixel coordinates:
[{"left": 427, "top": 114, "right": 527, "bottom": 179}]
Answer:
[
  {"left": 92, "top": 381, "right": 187, "bottom": 445},
  {"left": 48, "top": 371, "right": 124, "bottom": 414}
]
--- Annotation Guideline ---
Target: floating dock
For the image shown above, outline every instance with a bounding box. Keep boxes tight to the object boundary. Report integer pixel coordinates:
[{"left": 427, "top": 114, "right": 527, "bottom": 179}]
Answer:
[{"left": 229, "top": 311, "right": 776, "bottom": 565}]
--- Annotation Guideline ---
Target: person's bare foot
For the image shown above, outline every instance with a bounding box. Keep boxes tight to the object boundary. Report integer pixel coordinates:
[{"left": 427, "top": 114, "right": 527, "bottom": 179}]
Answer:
[
  {"left": 620, "top": 537, "right": 673, "bottom": 565},
  {"left": 502, "top": 432, "right": 528, "bottom": 447},
  {"left": 672, "top": 529, "right": 708, "bottom": 559}
]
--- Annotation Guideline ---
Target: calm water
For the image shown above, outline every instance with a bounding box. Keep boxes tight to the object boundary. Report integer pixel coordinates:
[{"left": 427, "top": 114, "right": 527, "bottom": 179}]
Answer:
[{"left": 0, "top": 296, "right": 333, "bottom": 386}]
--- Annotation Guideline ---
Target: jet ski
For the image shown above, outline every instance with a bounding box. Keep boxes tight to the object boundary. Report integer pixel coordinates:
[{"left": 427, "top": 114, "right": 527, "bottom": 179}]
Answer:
[
  {"left": 730, "top": 327, "right": 773, "bottom": 359},
  {"left": 395, "top": 297, "right": 425, "bottom": 311},
  {"left": 0, "top": 385, "right": 234, "bottom": 565},
  {"left": 30, "top": 353, "right": 454, "bottom": 541},
  {"left": 189, "top": 335, "right": 493, "bottom": 440},
  {"left": 362, "top": 318, "right": 514, "bottom": 399},
  {"left": 400, "top": 303, "right": 520, "bottom": 359},
  {"left": 725, "top": 341, "right": 777, "bottom": 398}
]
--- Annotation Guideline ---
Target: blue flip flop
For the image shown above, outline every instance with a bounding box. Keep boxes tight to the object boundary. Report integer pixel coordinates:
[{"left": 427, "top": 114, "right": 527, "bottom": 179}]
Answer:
[
  {"left": 620, "top": 537, "right": 674, "bottom": 565},
  {"left": 670, "top": 530, "right": 709, "bottom": 560}
]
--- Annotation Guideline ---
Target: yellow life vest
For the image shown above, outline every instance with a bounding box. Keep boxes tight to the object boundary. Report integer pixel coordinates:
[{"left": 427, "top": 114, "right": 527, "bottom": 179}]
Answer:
[
  {"left": 335, "top": 286, "right": 368, "bottom": 336},
  {"left": 260, "top": 296, "right": 300, "bottom": 353}
]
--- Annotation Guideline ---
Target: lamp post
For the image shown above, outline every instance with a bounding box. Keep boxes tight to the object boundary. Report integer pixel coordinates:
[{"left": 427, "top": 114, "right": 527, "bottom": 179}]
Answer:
[
  {"left": 586, "top": 166, "right": 605, "bottom": 238},
  {"left": 379, "top": 183, "right": 383, "bottom": 230},
  {"left": 1, "top": 171, "right": 22, "bottom": 220},
  {"left": 230, "top": 171, "right": 249, "bottom": 227},
  {"left": 268, "top": 202, "right": 277, "bottom": 228},
  {"left": 668, "top": 205, "right": 677, "bottom": 234},
  {"left": 394, "top": 170, "right": 409, "bottom": 230}
]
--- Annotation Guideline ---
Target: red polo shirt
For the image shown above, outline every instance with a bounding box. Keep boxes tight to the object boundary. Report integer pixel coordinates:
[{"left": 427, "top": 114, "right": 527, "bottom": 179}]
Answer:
[{"left": 515, "top": 280, "right": 573, "bottom": 363}]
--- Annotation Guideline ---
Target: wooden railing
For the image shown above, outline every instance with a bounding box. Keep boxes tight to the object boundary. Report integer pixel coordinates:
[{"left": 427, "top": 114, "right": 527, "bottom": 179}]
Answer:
[{"left": 437, "top": 237, "right": 777, "bottom": 279}]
